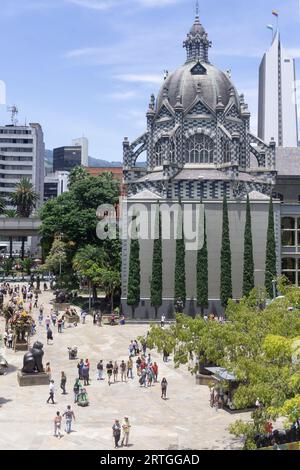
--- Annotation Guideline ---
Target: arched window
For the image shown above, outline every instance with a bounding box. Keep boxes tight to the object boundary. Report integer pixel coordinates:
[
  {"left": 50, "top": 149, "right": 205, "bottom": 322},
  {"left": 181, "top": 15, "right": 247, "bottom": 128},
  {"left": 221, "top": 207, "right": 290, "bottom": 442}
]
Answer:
[
  {"left": 155, "top": 138, "right": 172, "bottom": 167},
  {"left": 222, "top": 139, "right": 231, "bottom": 164},
  {"left": 185, "top": 134, "right": 214, "bottom": 164}
]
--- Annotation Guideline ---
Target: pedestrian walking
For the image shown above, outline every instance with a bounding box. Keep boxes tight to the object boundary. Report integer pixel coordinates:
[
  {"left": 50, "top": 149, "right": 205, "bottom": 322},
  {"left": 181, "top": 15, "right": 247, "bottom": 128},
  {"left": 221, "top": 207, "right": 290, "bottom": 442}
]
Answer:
[
  {"left": 152, "top": 362, "right": 158, "bottom": 383},
  {"left": 82, "top": 363, "right": 90, "bottom": 386},
  {"left": 73, "top": 378, "right": 82, "bottom": 403},
  {"left": 112, "top": 419, "right": 121, "bottom": 448},
  {"left": 57, "top": 318, "right": 63, "bottom": 333},
  {"left": 53, "top": 411, "right": 62, "bottom": 438},
  {"left": 120, "top": 416, "right": 131, "bottom": 447},
  {"left": 63, "top": 405, "right": 75, "bottom": 434},
  {"left": 7, "top": 331, "right": 13, "bottom": 348},
  {"left": 60, "top": 372, "right": 67, "bottom": 394},
  {"left": 33, "top": 294, "right": 38, "bottom": 308},
  {"left": 47, "top": 380, "right": 55, "bottom": 404},
  {"left": 45, "top": 316, "right": 51, "bottom": 330},
  {"left": 106, "top": 361, "right": 113, "bottom": 385},
  {"left": 120, "top": 360, "right": 127, "bottom": 382},
  {"left": 77, "top": 359, "right": 84, "bottom": 380},
  {"left": 47, "top": 327, "right": 53, "bottom": 344},
  {"left": 161, "top": 378, "right": 168, "bottom": 400},
  {"left": 97, "top": 360, "right": 104, "bottom": 380},
  {"left": 81, "top": 310, "right": 87, "bottom": 324},
  {"left": 45, "top": 362, "right": 52, "bottom": 378},
  {"left": 161, "top": 314, "right": 166, "bottom": 327},
  {"left": 3, "top": 330, "right": 7, "bottom": 347},
  {"left": 113, "top": 361, "right": 118, "bottom": 383},
  {"left": 127, "top": 357, "right": 133, "bottom": 379}
]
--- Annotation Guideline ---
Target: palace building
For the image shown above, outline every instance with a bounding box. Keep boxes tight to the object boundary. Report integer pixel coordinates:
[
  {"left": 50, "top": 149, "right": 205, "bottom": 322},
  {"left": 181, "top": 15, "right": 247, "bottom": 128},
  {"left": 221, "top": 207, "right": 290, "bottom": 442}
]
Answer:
[{"left": 121, "top": 12, "right": 300, "bottom": 318}]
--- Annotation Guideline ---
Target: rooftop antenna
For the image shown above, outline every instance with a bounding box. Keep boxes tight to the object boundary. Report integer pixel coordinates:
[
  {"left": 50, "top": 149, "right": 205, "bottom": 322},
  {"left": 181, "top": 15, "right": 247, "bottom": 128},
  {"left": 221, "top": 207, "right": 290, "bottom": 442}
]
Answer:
[
  {"left": 7, "top": 105, "right": 19, "bottom": 126},
  {"left": 196, "top": 0, "right": 199, "bottom": 17}
]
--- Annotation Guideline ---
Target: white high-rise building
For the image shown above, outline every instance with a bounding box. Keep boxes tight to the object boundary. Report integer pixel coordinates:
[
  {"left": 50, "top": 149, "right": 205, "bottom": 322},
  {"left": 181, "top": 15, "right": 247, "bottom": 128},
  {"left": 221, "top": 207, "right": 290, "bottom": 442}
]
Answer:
[
  {"left": 0, "top": 122, "right": 45, "bottom": 204},
  {"left": 258, "top": 31, "right": 298, "bottom": 147},
  {"left": 0, "top": 122, "right": 45, "bottom": 255},
  {"left": 72, "top": 136, "right": 89, "bottom": 166}
]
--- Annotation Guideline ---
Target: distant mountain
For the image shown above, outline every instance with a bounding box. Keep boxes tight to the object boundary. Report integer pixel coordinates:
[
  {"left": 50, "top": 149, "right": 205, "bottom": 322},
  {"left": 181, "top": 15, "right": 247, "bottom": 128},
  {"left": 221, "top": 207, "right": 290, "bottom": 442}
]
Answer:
[
  {"left": 88, "top": 157, "right": 123, "bottom": 168},
  {"left": 44, "top": 150, "right": 146, "bottom": 169}
]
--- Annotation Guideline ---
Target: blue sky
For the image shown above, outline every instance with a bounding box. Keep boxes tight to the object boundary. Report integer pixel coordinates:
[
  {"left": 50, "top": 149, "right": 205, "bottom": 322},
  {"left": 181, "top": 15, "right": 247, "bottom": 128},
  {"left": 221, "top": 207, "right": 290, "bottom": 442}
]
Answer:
[{"left": 0, "top": 0, "right": 299, "bottom": 162}]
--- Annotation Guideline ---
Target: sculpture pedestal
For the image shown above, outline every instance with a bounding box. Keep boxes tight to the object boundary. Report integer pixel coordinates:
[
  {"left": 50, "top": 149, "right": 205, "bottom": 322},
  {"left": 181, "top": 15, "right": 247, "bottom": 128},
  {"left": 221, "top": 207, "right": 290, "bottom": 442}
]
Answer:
[
  {"left": 17, "top": 371, "right": 50, "bottom": 387},
  {"left": 64, "top": 315, "right": 80, "bottom": 324}
]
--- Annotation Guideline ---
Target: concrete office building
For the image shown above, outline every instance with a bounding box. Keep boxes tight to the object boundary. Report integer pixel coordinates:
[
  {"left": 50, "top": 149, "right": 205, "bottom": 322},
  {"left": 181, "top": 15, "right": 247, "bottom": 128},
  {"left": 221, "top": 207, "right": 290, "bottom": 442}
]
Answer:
[
  {"left": 72, "top": 137, "right": 89, "bottom": 167},
  {"left": 44, "top": 171, "right": 69, "bottom": 202},
  {"left": 258, "top": 31, "right": 298, "bottom": 147},
  {"left": 0, "top": 123, "right": 45, "bottom": 255}
]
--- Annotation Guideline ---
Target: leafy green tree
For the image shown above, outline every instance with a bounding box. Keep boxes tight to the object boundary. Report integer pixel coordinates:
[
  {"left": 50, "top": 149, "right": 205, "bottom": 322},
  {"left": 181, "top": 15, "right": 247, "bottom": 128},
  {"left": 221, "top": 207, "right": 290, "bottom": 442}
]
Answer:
[
  {"left": 174, "top": 209, "right": 186, "bottom": 305},
  {"left": 150, "top": 205, "right": 162, "bottom": 319},
  {"left": 10, "top": 177, "right": 39, "bottom": 217},
  {"left": 220, "top": 193, "right": 232, "bottom": 307},
  {"left": 0, "top": 258, "right": 14, "bottom": 276},
  {"left": 98, "top": 268, "right": 121, "bottom": 312},
  {"left": 265, "top": 196, "right": 277, "bottom": 297},
  {"left": 40, "top": 172, "right": 120, "bottom": 257},
  {"left": 243, "top": 195, "right": 255, "bottom": 297},
  {"left": 44, "top": 237, "right": 68, "bottom": 276},
  {"left": 197, "top": 209, "right": 208, "bottom": 314},
  {"left": 127, "top": 214, "right": 140, "bottom": 318},
  {"left": 146, "top": 286, "right": 300, "bottom": 449},
  {"left": 68, "top": 166, "right": 89, "bottom": 187},
  {"left": 21, "top": 258, "right": 34, "bottom": 276},
  {"left": 73, "top": 245, "right": 107, "bottom": 300}
]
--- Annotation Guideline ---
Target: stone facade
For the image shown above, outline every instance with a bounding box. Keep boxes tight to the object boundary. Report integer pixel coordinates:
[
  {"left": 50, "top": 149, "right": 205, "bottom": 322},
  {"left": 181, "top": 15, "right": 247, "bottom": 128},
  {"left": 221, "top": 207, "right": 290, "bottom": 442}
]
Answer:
[{"left": 121, "top": 13, "right": 281, "bottom": 318}]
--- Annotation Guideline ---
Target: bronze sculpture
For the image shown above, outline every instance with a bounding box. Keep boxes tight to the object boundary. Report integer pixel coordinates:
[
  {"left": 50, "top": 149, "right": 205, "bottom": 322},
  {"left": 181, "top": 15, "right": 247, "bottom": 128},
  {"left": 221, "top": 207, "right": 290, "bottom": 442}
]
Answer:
[{"left": 22, "top": 341, "right": 45, "bottom": 374}]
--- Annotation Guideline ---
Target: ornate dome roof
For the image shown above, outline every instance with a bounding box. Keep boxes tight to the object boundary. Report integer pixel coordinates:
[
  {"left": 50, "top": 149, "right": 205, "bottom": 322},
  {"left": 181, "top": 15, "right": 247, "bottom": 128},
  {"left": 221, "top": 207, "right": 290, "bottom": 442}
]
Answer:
[{"left": 156, "top": 61, "right": 240, "bottom": 114}]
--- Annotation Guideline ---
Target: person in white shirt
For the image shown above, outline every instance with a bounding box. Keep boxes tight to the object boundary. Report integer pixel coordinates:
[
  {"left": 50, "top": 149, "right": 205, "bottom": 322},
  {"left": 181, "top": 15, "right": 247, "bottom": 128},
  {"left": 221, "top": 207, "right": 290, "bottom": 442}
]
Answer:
[
  {"left": 161, "top": 315, "right": 166, "bottom": 328},
  {"left": 47, "top": 380, "right": 55, "bottom": 404},
  {"left": 121, "top": 416, "right": 131, "bottom": 447}
]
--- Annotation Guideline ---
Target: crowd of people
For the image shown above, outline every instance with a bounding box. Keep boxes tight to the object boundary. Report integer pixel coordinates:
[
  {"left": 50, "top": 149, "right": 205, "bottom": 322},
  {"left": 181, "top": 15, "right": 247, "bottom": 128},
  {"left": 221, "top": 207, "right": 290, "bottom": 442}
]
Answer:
[{"left": 0, "top": 281, "right": 172, "bottom": 448}]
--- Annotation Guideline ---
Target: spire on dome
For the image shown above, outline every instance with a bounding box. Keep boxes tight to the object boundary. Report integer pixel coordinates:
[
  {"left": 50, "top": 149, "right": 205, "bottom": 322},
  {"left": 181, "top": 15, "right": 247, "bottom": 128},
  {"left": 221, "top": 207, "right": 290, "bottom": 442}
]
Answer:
[{"left": 183, "top": 4, "right": 212, "bottom": 63}]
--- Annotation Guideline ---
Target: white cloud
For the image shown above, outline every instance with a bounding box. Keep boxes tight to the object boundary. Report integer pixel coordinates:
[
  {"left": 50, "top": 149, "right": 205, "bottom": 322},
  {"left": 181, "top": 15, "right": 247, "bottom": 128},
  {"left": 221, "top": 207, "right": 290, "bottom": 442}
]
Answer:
[
  {"left": 108, "top": 90, "right": 138, "bottom": 100},
  {"left": 65, "top": 0, "right": 117, "bottom": 10},
  {"left": 116, "top": 73, "right": 163, "bottom": 85},
  {"left": 65, "top": 0, "right": 181, "bottom": 10}
]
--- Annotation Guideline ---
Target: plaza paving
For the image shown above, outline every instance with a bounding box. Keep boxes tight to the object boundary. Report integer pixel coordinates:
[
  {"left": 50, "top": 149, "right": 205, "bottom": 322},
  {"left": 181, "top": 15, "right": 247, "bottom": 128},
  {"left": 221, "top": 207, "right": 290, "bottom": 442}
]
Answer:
[{"left": 0, "top": 287, "right": 249, "bottom": 450}]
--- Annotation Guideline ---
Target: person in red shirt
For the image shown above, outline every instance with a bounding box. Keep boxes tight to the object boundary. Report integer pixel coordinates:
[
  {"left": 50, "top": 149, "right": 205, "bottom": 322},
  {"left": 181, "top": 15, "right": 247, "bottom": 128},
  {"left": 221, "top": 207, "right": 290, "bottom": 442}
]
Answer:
[{"left": 152, "top": 362, "right": 158, "bottom": 383}]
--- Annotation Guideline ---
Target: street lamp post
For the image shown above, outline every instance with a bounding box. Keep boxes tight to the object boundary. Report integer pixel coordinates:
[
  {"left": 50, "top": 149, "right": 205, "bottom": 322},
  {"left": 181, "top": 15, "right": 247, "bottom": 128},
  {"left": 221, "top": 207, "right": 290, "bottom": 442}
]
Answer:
[{"left": 254, "top": 269, "right": 277, "bottom": 299}]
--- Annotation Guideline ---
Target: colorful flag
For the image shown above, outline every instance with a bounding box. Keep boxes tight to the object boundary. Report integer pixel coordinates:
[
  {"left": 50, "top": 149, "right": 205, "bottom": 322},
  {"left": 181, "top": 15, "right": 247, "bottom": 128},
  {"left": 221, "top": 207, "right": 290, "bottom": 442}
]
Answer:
[{"left": 272, "top": 10, "right": 279, "bottom": 17}]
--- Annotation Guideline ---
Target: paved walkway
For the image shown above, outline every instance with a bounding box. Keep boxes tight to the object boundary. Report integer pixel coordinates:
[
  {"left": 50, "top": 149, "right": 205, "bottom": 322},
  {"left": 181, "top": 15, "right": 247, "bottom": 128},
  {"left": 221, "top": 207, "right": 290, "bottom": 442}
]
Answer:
[{"left": 0, "top": 287, "right": 248, "bottom": 450}]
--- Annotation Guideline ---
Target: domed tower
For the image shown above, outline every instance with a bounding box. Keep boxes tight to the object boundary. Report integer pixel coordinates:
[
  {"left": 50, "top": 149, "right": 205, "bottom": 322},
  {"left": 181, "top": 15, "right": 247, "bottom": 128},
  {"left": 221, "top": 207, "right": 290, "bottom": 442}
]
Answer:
[{"left": 123, "top": 11, "right": 277, "bottom": 200}]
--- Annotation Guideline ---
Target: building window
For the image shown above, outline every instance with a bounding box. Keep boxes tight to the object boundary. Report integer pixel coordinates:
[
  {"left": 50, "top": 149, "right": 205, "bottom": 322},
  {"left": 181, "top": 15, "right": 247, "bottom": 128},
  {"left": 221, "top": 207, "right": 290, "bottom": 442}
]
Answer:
[
  {"left": 282, "top": 258, "right": 299, "bottom": 286},
  {"left": 222, "top": 139, "right": 231, "bottom": 163},
  {"left": 154, "top": 138, "right": 170, "bottom": 167},
  {"left": 185, "top": 134, "right": 214, "bottom": 164},
  {"left": 281, "top": 217, "right": 296, "bottom": 247}
]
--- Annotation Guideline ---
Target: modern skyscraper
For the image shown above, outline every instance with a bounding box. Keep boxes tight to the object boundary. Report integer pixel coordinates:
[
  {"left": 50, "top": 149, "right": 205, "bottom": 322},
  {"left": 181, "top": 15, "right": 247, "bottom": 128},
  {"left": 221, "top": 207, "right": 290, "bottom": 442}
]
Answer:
[
  {"left": 258, "top": 31, "right": 298, "bottom": 147},
  {"left": 72, "top": 137, "right": 89, "bottom": 166},
  {"left": 53, "top": 146, "right": 81, "bottom": 172}
]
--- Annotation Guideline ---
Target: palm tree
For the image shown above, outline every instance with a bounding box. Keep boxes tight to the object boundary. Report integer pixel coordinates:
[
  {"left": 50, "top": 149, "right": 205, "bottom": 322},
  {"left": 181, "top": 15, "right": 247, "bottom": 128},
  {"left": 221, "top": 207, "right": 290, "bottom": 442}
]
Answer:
[
  {"left": 0, "top": 196, "right": 6, "bottom": 215},
  {"left": 10, "top": 178, "right": 40, "bottom": 260},
  {"left": 10, "top": 177, "right": 39, "bottom": 218}
]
